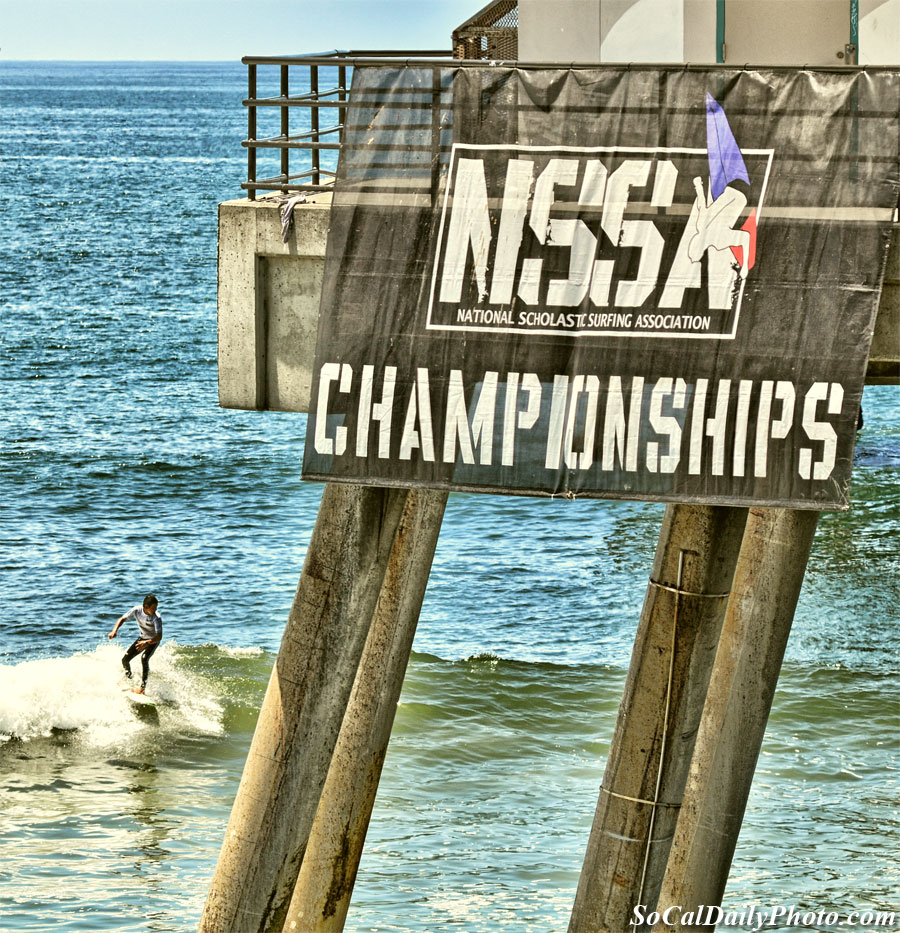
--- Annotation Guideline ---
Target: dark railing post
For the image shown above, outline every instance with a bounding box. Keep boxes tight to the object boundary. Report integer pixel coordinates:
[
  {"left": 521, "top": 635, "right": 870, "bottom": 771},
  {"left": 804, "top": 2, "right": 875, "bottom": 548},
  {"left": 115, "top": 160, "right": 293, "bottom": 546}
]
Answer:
[
  {"left": 311, "top": 64, "right": 320, "bottom": 186},
  {"left": 247, "top": 63, "right": 257, "bottom": 201},
  {"left": 338, "top": 64, "right": 347, "bottom": 148},
  {"left": 281, "top": 64, "right": 290, "bottom": 192},
  {"left": 431, "top": 65, "right": 442, "bottom": 207}
]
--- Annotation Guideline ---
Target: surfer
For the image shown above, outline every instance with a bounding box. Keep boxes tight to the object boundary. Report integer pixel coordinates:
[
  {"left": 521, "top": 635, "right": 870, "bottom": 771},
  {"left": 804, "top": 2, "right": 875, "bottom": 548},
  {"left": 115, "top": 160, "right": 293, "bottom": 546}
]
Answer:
[{"left": 109, "top": 594, "right": 163, "bottom": 694}]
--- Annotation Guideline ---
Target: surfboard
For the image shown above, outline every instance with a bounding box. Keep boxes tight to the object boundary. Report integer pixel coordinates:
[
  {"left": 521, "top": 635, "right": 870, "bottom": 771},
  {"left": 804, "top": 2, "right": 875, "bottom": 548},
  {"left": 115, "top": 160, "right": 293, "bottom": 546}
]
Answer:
[{"left": 125, "top": 690, "right": 157, "bottom": 708}]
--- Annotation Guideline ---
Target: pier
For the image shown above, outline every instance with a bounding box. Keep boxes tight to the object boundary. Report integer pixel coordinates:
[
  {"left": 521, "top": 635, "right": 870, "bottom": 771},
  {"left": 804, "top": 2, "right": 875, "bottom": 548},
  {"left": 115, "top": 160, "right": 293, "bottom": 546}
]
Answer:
[{"left": 203, "top": 5, "right": 900, "bottom": 929}]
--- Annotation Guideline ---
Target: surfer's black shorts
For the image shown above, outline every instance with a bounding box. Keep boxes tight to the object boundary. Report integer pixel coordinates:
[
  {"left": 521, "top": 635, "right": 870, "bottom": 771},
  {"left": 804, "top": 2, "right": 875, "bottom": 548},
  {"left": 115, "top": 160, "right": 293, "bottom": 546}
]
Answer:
[{"left": 122, "top": 639, "right": 158, "bottom": 687}]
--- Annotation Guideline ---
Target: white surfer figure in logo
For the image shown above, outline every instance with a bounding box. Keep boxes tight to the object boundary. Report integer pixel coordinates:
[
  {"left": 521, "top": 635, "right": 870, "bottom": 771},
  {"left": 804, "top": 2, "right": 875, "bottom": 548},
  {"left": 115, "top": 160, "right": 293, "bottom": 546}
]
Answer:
[{"left": 687, "top": 93, "right": 756, "bottom": 281}]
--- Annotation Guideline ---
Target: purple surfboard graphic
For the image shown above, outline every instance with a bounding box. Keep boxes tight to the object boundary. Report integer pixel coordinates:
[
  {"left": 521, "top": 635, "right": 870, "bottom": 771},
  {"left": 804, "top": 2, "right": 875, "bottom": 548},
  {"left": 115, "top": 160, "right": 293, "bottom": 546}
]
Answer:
[{"left": 706, "top": 92, "right": 751, "bottom": 199}]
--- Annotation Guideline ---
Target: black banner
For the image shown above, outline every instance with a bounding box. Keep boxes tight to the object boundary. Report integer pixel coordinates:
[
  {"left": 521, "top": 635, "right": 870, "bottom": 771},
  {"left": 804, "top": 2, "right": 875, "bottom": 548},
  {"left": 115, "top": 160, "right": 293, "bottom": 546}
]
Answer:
[{"left": 302, "top": 67, "right": 899, "bottom": 509}]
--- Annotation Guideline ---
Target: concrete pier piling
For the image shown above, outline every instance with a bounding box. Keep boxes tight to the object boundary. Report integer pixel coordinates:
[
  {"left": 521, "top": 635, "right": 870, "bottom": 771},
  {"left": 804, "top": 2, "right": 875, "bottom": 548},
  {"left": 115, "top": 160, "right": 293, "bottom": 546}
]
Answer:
[
  {"left": 283, "top": 488, "right": 448, "bottom": 932},
  {"left": 569, "top": 504, "right": 749, "bottom": 933},
  {"left": 200, "top": 483, "right": 413, "bottom": 933},
  {"left": 653, "top": 507, "right": 820, "bottom": 930}
]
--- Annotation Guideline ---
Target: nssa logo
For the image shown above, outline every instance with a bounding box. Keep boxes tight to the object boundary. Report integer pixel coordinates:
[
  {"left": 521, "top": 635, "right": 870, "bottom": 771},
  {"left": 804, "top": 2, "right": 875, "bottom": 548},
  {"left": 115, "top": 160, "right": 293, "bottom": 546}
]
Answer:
[{"left": 426, "top": 95, "right": 773, "bottom": 340}]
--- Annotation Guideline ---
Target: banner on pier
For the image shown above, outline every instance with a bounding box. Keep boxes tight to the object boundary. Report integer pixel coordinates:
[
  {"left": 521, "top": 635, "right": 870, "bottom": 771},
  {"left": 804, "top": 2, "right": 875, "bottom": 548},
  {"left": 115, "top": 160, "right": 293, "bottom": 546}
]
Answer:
[{"left": 302, "top": 66, "right": 900, "bottom": 509}]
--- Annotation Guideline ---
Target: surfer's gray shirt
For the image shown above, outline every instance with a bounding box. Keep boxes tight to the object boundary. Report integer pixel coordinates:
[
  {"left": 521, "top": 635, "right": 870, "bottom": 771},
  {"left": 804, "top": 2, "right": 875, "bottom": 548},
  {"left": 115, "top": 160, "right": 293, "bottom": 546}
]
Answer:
[{"left": 123, "top": 606, "right": 163, "bottom": 641}]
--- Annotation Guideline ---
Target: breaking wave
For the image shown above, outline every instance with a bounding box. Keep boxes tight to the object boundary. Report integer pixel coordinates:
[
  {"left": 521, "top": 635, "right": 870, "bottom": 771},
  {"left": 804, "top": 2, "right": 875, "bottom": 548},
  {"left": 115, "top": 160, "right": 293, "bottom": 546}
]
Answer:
[{"left": 0, "top": 642, "right": 231, "bottom": 746}]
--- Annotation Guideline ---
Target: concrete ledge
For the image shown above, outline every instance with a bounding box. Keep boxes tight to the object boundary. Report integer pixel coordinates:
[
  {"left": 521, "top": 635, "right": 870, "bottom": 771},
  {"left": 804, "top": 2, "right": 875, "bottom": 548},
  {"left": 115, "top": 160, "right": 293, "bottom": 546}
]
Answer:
[
  {"left": 217, "top": 199, "right": 899, "bottom": 412},
  {"left": 217, "top": 194, "right": 331, "bottom": 412}
]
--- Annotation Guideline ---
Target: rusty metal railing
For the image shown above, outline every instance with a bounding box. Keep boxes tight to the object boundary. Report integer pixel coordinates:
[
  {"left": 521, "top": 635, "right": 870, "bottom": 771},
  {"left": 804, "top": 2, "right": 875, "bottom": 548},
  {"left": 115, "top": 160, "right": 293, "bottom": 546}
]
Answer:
[
  {"left": 239, "top": 47, "right": 893, "bottom": 202},
  {"left": 241, "top": 50, "right": 454, "bottom": 199}
]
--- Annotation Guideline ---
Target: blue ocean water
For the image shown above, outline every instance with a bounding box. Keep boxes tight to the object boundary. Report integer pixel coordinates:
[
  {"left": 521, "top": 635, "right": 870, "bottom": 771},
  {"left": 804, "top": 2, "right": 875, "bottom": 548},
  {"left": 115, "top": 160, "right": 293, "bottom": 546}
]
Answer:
[{"left": 0, "top": 61, "right": 898, "bottom": 932}]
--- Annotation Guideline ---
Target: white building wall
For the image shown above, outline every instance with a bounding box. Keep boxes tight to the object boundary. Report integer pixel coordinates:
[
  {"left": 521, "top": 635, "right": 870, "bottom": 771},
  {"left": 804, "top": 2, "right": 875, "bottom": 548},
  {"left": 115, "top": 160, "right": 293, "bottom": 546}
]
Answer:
[
  {"left": 517, "top": 0, "right": 898, "bottom": 65},
  {"left": 684, "top": 0, "right": 719, "bottom": 62},
  {"left": 599, "top": 0, "right": 685, "bottom": 61},
  {"left": 519, "top": 0, "right": 690, "bottom": 62},
  {"left": 518, "top": 0, "right": 601, "bottom": 61},
  {"left": 860, "top": 0, "right": 900, "bottom": 64}
]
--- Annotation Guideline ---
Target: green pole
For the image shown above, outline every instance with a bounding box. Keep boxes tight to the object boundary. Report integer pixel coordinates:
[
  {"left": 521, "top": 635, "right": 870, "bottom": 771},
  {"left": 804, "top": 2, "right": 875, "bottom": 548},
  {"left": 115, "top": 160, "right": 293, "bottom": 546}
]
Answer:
[{"left": 716, "top": 0, "right": 725, "bottom": 63}]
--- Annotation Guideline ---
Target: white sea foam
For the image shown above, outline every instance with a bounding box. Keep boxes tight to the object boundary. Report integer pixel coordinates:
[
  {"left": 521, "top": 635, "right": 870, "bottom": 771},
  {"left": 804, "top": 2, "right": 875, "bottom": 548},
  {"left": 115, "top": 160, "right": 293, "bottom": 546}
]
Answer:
[
  {"left": 220, "top": 645, "right": 264, "bottom": 657},
  {"left": 0, "top": 642, "right": 223, "bottom": 746}
]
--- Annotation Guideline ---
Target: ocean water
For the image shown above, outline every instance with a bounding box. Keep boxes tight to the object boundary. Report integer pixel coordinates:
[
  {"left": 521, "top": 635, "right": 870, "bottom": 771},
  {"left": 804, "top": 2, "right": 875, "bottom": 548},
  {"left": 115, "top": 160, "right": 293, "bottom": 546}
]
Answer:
[{"left": 0, "top": 61, "right": 898, "bottom": 933}]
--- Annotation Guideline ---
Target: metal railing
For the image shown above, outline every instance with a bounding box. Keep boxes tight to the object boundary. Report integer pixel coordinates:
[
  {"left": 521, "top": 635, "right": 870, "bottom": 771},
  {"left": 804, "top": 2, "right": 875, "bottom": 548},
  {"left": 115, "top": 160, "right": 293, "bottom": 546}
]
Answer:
[
  {"left": 242, "top": 50, "right": 454, "bottom": 199},
  {"left": 239, "top": 49, "right": 891, "bottom": 201}
]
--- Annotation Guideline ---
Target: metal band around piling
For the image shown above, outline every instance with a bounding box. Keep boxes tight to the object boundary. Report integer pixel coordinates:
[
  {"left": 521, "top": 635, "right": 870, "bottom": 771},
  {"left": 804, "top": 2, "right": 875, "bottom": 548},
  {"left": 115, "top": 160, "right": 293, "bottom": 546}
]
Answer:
[
  {"left": 647, "top": 579, "right": 731, "bottom": 600},
  {"left": 598, "top": 786, "right": 681, "bottom": 809},
  {"left": 636, "top": 550, "right": 685, "bottom": 903}
]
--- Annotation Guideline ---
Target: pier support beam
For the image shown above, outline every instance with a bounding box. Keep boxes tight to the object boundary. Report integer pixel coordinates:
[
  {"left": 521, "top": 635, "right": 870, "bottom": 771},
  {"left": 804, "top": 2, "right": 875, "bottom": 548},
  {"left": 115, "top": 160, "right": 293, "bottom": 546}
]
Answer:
[
  {"left": 283, "top": 488, "right": 449, "bottom": 932},
  {"left": 653, "top": 507, "right": 820, "bottom": 930},
  {"left": 200, "top": 483, "right": 413, "bottom": 933},
  {"left": 569, "top": 504, "right": 749, "bottom": 933}
]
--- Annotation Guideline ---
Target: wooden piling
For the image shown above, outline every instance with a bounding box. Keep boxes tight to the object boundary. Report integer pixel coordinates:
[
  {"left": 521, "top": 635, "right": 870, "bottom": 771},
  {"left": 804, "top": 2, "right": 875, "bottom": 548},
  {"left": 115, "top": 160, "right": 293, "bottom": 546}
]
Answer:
[
  {"left": 652, "top": 507, "right": 820, "bottom": 930},
  {"left": 199, "top": 483, "right": 412, "bottom": 933},
  {"left": 569, "top": 504, "right": 749, "bottom": 933},
  {"left": 282, "top": 488, "right": 448, "bottom": 932}
]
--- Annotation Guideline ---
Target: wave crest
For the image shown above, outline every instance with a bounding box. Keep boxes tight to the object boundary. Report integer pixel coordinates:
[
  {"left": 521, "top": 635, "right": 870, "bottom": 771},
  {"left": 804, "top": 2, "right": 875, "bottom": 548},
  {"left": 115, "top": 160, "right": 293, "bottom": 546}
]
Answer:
[{"left": 0, "top": 642, "right": 224, "bottom": 745}]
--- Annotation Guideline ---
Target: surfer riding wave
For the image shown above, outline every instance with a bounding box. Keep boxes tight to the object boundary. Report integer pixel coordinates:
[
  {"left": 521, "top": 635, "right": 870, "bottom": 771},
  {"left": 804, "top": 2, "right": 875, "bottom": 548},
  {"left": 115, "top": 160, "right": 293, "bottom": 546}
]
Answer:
[{"left": 109, "top": 594, "right": 163, "bottom": 694}]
